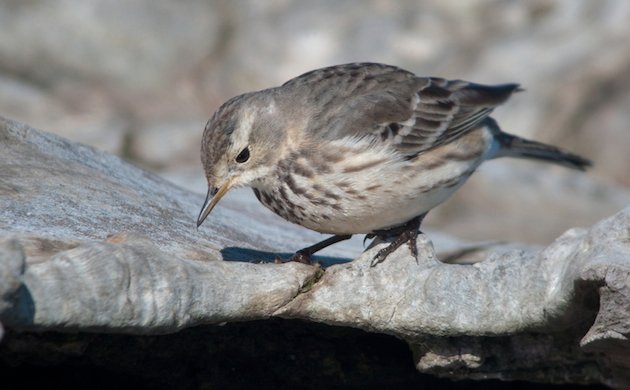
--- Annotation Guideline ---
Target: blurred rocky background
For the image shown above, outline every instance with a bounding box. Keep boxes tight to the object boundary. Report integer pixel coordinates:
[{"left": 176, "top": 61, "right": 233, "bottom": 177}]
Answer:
[{"left": 1, "top": 0, "right": 629, "bottom": 246}]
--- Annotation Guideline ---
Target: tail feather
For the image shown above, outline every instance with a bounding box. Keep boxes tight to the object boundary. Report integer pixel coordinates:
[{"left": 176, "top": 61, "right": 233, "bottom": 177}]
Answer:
[{"left": 486, "top": 119, "right": 592, "bottom": 171}]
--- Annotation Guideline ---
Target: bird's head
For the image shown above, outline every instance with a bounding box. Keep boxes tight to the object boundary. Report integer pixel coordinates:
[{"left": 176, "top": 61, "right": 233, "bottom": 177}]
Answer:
[{"left": 196, "top": 91, "right": 288, "bottom": 227}]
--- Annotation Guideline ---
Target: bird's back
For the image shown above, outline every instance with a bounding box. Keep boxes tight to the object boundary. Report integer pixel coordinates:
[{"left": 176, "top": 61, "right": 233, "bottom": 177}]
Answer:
[{"left": 279, "top": 62, "right": 520, "bottom": 158}]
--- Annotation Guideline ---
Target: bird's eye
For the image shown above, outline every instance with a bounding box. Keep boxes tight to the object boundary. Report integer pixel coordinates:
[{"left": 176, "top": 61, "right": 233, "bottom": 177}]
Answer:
[{"left": 235, "top": 147, "right": 250, "bottom": 163}]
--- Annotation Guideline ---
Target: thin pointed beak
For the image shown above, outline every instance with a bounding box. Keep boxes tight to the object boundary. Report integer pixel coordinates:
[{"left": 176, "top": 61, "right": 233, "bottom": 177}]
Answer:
[{"left": 197, "top": 178, "right": 233, "bottom": 228}]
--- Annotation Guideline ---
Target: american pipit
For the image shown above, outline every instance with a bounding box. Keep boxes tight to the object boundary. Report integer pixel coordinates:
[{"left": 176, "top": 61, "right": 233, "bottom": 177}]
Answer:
[{"left": 196, "top": 63, "right": 590, "bottom": 265}]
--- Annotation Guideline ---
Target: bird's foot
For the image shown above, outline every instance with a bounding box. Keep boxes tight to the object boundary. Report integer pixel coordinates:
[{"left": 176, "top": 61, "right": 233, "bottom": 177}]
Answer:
[
  {"left": 370, "top": 229, "right": 420, "bottom": 267},
  {"left": 273, "top": 251, "right": 313, "bottom": 264},
  {"left": 275, "top": 234, "right": 352, "bottom": 265},
  {"left": 370, "top": 215, "right": 424, "bottom": 267},
  {"left": 289, "top": 250, "right": 314, "bottom": 265},
  {"left": 279, "top": 234, "right": 353, "bottom": 265}
]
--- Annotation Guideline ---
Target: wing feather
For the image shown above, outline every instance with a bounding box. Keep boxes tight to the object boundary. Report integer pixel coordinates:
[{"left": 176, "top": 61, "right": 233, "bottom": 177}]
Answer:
[{"left": 283, "top": 63, "right": 520, "bottom": 155}]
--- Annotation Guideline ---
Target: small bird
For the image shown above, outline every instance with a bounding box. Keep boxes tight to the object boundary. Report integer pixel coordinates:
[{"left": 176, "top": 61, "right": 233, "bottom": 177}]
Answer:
[{"left": 196, "top": 63, "right": 590, "bottom": 265}]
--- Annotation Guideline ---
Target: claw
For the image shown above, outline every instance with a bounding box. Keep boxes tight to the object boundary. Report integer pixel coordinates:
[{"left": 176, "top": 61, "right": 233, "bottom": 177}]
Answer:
[
  {"left": 369, "top": 214, "right": 426, "bottom": 267},
  {"left": 287, "top": 234, "right": 352, "bottom": 265},
  {"left": 363, "top": 233, "right": 375, "bottom": 247},
  {"left": 290, "top": 250, "right": 313, "bottom": 265}
]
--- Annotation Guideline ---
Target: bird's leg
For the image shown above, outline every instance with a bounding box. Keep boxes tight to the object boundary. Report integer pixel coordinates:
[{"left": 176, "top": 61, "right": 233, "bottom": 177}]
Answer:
[
  {"left": 370, "top": 213, "right": 427, "bottom": 267},
  {"left": 290, "top": 234, "right": 353, "bottom": 264}
]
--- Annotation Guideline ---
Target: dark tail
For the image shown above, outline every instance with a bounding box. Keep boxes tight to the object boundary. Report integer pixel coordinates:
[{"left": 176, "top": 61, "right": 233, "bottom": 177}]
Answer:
[{"left": 486, "top": 119, "right": 592, "bottom": 171}]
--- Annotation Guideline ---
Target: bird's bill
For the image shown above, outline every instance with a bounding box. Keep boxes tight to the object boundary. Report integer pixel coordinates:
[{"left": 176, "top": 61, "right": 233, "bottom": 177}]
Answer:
[{"left": 196, "top": 178, "right": 233, "bottom": 227}]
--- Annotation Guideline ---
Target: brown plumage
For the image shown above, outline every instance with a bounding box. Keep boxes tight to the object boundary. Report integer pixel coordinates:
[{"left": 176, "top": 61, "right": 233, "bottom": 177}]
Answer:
[{"left": 197, "top": 63, "right": 591, "bottom": 265}]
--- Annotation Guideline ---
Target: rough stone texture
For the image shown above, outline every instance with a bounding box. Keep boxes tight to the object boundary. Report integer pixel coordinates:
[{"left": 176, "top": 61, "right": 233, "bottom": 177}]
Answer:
[
  {"left": 0, "top": 116, "right": 321, "bottom": 332},
  {"left": 1, "top": 118, "right": 629, "bottom": 387},
  {"left": 1, "top": 0, "right": 629, "bottom": 245}
]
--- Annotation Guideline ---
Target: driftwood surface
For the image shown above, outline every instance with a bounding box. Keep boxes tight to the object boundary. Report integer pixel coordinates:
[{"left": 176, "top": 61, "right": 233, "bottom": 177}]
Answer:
[{"left": 0, "top": 116, "right": 629, "bottom": 387}]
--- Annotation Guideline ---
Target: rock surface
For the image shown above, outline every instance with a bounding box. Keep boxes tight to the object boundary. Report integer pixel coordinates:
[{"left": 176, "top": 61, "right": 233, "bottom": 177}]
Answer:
[
  {"left": 1, "top": 0, "right": 629, "bottom": 245},
  {"left": 1, "top": 117, "right": 629, "bottom": 387}
]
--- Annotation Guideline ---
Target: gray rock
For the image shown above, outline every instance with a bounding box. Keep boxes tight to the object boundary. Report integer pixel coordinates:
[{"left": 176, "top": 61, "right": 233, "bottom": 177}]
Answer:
[
  {"left": 0, "top": 0, "right": 219, "bottom": 91},
  {"left": 1, "top": 117, "right": 629, "bottom": 387}
]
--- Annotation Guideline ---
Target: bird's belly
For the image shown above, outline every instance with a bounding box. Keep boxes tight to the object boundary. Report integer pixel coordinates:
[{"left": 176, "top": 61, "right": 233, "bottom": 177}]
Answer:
[
  {"left": 253, "top": 157, "right": 478, "bottom": 235},
  {"left": 302, "top": 176, "right": 468, "bottom": 234},
  {"left": 252, "top": 127, "right": 494, "bottom": 234}
]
